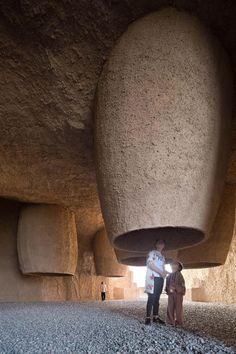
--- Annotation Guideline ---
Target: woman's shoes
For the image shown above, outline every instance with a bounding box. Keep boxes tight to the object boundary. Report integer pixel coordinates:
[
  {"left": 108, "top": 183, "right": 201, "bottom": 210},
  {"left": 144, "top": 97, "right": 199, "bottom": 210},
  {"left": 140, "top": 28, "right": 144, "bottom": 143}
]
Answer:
[
  {"left": 145, "top": 316, "right": 165, "bottom": 325},
  {"left": 153, "top": 316, "right": 165, "bottom": 325}
]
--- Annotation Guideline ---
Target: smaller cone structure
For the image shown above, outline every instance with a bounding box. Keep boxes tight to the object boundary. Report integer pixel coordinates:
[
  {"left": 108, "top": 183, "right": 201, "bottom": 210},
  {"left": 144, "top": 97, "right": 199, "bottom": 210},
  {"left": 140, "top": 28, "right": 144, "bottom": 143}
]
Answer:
[
  {"left": 93, "top": 229, "right": 127, "bottom": 277},
  {"left": 17, "top": 204, "right": 78, "bottom": 275},
  {"left": 115, "top": 249, "right": 178, "bottom": 267},
  {"left": 178, "top": 185, "right": 235, "bottom": 269},
  {"left": 115, "top": 250, "right": 147, "bottom": 266},
  {"left": 164, "top": 250, "right": 179, "bottom": 265}
]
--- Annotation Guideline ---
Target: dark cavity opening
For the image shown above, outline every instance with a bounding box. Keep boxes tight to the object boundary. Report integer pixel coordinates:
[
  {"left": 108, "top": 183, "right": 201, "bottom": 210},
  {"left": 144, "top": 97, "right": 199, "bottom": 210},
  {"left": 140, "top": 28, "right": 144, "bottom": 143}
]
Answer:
[
  {"left": 114, "top": 227, "right": 204, "bottom": 252},
  {"left": 25, "top": 272, "right": 74, "bottom": 276},
  {"left": 121, "top": 256, "right": 146, "bottom": 267},
  {"left": 97, "top": 274, "right": 124, "bottom": 278},
  {"left": 183, "top": 262, "right": 221, "bottom": 269}
]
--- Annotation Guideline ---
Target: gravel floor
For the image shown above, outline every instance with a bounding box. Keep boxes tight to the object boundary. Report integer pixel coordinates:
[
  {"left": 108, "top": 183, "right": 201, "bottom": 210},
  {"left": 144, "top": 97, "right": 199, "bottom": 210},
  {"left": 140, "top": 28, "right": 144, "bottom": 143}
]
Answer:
[{"left": 0, "top": 299, "right": 235, "bottom": 354}]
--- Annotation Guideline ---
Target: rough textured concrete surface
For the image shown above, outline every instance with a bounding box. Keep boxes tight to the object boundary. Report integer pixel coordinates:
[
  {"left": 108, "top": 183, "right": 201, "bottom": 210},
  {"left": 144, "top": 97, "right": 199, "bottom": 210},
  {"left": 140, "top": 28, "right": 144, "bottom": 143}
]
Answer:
[
  {"left": 183, "top": 212, "right": 236, "bottom": 304},
  {"left": 0, "top": 199, "right": 138, "bottom": 301},
  {"left": 179, "top": 185, "right": 236, "bottom": 268},
  {"left": 115, "top": 249, "right": 178, "bottom": 266},
  {"left": 17, "top": 204, "right": 78, "bottom": 275},
  {"left": 93, "top": 228, "right": 127, "bottom": 277},
  {"left": 115, "top": 249, "right": 147, "bottom": 266},
  {"left": 0, "top": 0, "right": 235, "bottom": 215},
  {"left": 95, "top": 8, "right": 233, "bottom": 252},
  {"left": 0, "top": 199, "right": 67, "bottom": 301}
]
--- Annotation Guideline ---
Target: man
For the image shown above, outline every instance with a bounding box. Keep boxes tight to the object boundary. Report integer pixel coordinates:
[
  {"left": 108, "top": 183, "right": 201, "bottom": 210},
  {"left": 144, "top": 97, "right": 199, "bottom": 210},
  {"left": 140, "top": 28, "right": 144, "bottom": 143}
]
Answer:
[
  {"left": 100, "top": 281, "right": 107, "bottom": 301},
  {"left": 165, "top": 261, "right": 185, "bottom": 326}
]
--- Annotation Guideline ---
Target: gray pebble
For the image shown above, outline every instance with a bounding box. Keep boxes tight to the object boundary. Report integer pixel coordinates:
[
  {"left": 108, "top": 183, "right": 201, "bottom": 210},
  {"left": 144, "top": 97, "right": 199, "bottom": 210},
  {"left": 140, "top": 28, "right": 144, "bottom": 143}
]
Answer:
[{"left": 0, "top": 299, "right": 235, "bottom": 353}]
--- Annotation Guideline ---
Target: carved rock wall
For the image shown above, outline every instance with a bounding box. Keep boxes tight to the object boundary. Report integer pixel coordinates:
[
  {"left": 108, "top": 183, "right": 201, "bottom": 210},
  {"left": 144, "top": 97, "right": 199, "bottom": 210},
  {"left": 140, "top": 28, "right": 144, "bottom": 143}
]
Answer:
[
  {"left": 0, "top": 199, "right": 137, "bottom": 301},
  {"left": 0, "top": 1, "right": 235, "bottom": 227},
  {"left": 179, "top": 185, "right": 236, "bottom": 268},
  {"left": 183, "top": 223, "right": 236, "bottom": 304},
  {"left": 0, "top": 1, "right": 236, "bottom": 302}
]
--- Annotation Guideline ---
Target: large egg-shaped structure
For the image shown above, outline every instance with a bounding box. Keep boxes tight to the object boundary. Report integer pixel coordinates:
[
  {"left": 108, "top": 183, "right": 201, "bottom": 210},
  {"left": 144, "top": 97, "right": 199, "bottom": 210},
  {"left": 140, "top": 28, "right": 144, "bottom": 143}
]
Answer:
[{"left": 95, "top": 8, "right": 232, "bottom": 252}]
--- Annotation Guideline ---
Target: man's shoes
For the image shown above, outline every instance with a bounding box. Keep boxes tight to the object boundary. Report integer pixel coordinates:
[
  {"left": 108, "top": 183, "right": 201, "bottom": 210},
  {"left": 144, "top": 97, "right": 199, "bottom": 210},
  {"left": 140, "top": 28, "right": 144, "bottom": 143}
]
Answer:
[
  {"left": 145, "top": 317, "right": 151, "bottom": 325},
  {"left": 153, "top": 316, "right": 165, "bottom": 325}
]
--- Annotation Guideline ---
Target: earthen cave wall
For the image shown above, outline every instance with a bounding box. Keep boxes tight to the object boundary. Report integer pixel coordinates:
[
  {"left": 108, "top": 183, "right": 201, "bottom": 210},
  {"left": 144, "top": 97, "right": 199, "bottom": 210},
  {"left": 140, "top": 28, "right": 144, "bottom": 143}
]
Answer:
[
  {"left": 183, "top": 224, "right": 236, "bottom": 304},
  {"left": 0, "top": 199, "right": 137, "bottom": 302}
]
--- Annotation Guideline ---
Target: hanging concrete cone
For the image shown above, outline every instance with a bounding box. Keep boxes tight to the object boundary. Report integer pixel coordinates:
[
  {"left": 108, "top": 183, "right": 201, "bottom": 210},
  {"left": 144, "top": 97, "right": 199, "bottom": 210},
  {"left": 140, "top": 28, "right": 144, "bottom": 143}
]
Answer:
[
  {"left": 115, "top": 249, "right": 178, "bottom": 267},
  {"left": 95, "top": 8, "right": 233, "bottom": 252},
  {"left": 164, "top": 250, "right": 179, "bottom": 265},
  {"left": 178, "top": 185, "right": 236, "bottom": 269},
  {"left": 17, "top": 204, "right": 78, "bottom": 275},
  {"left": 115, "top": 249, "right": 147, "bottom": 267},
  {"left": 93, "top": 228, "right": 127, "bottom": 277}
]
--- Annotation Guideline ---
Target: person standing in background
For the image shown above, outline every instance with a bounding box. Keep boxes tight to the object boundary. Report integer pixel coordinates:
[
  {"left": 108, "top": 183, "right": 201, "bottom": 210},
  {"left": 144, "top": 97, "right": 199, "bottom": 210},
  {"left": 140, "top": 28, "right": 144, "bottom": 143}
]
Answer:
[
  {"left": 100, "top": 281, "right": 107, "bottom": 301},
  {"left": 144, "top": 239, "right": 168, "bottom": 325}
]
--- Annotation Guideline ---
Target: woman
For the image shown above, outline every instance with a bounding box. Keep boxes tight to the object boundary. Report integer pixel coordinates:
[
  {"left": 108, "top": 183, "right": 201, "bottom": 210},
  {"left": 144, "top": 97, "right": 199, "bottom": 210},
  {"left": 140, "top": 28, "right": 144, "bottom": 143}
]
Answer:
[{"left": 145, "top": 239, "right": 167, "bottom": 325}]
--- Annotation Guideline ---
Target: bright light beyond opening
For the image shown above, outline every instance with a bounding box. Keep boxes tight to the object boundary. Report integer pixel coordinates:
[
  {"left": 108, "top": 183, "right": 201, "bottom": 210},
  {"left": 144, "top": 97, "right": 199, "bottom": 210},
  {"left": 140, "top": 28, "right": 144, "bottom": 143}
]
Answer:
[
  {"left": 129, "top": 263, "right": 173, "bottom": 287},
  {"left": 165, "top": 263, "right": 173, "bottom": 273}
]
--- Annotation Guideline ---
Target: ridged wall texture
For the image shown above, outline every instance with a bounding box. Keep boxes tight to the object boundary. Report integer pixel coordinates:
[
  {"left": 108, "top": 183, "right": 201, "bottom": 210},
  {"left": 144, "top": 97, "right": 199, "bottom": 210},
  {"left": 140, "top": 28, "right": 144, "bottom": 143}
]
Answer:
[
  {"left": 179, "top": 185, "right": 236, "bottom": 268},
  {"left": 183, "top": 221, "right": 236, "bottom": 304},
  {"left": 95, "top": 8, "right": 233, "bottom": 253}
]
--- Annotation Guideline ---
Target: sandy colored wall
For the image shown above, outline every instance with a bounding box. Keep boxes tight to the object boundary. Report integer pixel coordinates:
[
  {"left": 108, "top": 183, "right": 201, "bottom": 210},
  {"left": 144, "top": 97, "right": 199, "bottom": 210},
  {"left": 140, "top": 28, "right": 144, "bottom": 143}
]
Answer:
[
  {"left": 183, "top": 223, "right": 236, "bottom": 304},
  {"left": 0, "top": 2, "right": 236, "bottom": 303},
  {"left": 1, "top": 195, "right": 235, "bottom": 303},
  {"left": 0, "top": 199, "right": 137, "bottom": 302},
  {"left": 0, "top": 199, "right": 66, "bottom": 301}
]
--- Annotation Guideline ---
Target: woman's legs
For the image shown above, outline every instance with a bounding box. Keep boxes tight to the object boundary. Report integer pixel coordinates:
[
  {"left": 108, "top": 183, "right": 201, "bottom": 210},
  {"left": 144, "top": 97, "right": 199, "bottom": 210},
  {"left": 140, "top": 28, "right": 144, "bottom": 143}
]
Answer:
[
  {"left": 146, "top": 293, "right": 154, "bottom": 318},
  {"left": 153, "top": 277, "right": 164, "bottom": 318},
  {"left": 146, "top": 277, "right": 164, "bottom": 323}
]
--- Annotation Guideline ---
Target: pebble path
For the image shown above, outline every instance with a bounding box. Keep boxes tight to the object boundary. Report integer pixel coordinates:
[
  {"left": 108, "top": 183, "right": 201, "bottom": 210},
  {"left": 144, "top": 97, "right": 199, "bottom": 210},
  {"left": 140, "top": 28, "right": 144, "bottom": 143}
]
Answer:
[{"left": 0, "top": 299, "right": 235, "bottom": 353}]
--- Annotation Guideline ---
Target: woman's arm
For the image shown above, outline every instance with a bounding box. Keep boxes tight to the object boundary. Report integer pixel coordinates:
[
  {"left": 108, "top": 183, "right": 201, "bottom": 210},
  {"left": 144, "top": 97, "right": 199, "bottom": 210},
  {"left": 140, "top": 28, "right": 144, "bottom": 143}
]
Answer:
[
  {"left": 147, "top": 259, "right": 166, "bottom": 278},
  {"left": 165, "top": 275, "right": 170, "bottom": 294}
]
